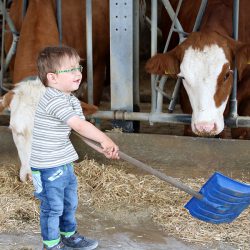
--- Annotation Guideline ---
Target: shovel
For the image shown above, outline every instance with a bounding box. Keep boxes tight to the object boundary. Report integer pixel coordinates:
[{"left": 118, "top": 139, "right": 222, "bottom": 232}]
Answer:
[{"left": 75, "top": 134, "right": 250, "bottom": 224}]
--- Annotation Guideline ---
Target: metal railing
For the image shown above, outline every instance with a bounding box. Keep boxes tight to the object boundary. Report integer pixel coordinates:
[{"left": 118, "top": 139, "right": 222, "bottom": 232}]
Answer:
[
  {"left": 88, "top": 0, "right": 250, "bottom": 129},
  {"left": 0, "top": 0, "right": 249, "bottom": 130},
  {"left": 0, "top": 0, "right": 19, "bottom": 94}
]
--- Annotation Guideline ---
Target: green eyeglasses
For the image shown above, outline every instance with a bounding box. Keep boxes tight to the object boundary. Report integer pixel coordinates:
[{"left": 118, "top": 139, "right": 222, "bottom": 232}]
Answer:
[{"left": 55, "top": 65, "right": 83, "bottom": 74}]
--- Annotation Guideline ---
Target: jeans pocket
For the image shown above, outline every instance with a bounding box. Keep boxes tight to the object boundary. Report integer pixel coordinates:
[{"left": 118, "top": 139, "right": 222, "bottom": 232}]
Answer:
[
  {"left": 48, "top": 169, "right": 64, "bottom": 181},
  {"left": 32, "top": 170, "right": 43, "bottom": 194}
]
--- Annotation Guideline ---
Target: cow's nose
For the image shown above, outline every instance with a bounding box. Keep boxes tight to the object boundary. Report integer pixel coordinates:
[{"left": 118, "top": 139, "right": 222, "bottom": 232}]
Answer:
[{"left": 194, "top": 122, "right": 216, "bottom": 134}]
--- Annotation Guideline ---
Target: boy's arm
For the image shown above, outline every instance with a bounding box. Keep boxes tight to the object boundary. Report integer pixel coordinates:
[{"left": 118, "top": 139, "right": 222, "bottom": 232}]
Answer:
[{"left": 67, "top": 115, "right": 119, "bottom": 159}]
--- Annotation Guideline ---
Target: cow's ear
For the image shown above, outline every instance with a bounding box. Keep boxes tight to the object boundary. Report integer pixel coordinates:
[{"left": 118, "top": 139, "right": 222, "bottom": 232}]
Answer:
[
  {"left": 0, "top": 91, "right": 14, "bottom": 111},
  {"left": 145, "top": 49, "right": 180, "bottom": 78},
  {"left": 235, "top": 44, "right": 250, "bottom": 80}
]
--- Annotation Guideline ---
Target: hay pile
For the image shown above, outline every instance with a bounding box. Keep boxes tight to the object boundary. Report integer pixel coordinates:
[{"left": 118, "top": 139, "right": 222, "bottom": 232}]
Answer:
[
  {"left": 0, "top": 160, "right": 249, "bottom": 249},
  {"left": 76, "top": 159, "right": 250, "bottom": 249},
  {"left": 0, "top": 164, "right": 39, "bottom": 233}
]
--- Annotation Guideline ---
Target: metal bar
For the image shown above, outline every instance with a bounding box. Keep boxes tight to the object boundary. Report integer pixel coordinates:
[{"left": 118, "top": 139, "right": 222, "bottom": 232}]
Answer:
[
  {"left": 232, "top": 0, "right": 239, "bottom": 40},
  {"left": 4, "top": 33, "right": 18, "bottom": 73},
  {"left": 133, "top": 0, "right": 140, "bottom": 107},
  {"left": 0, "top": 0, "right": 19, "bottom": 92},
  {"left": 155, "top": 0, "right": 183, "bottom": 113},
  {"left": 161, "top": 0, "right": 185, "bottom": 40},
  {"left": 155, "top": 75, "right": 168, "bottom": 112},
  {"left": 0, "top": 0, "right": 12, "bottom": 93},
  {"left": 56, "top": 0, "right": 62, "bottom": 45},
  {"left": 192, "top": 0, "right": 208, "bottom": 32},
  {"left": 86, "top": 0, "right": 94, "bottom": 104},
  {"left": 226, "top": 116, "right": 250, "bottom": 127},
  {"left": 21, "top": 0, "right": 28, "bottom": 19},
  {"left": 145, "top": 16, "right": 162, "bottom": 37},
  {"left": 168, "top": 77, "right": 181, "bottom": 112},
  {"left": 150, "top": 0, "right": 157, "bottom": 114},
  {"left": 4, "top": 7, "right": 19, "bottom": 70},
  {"left": 110, "top": 0, "right": 133, "bottom": 111},
  {"left": 172, "top": 28, "right": 188, "bottom": 36},
  {"left": 2, "top": 3, "right": 18, "bottom": 35},
  {"left": 87, "top": 111, "right": 250, "bottom": 128},
  {"left": 155, "top": 81, "right": 171, "bottom": 100},
  {"left": 0, "top": 0, "right": 6, "bottom": 95},
  {"left": 2, "top": 107, "right": 249, "bottom": 128},
  {"left": 161, "top": 0, "right": 183, "bottom": 113},
  {"left": 89, "top": 111, "right": 191, "bottom": 124},
  {"left": 229, "top": 0, "right": 239, "bottom": 118}
]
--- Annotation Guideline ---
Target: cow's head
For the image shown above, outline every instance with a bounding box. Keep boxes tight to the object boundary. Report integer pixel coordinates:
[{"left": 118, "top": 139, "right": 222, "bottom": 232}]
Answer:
[{"left": 146, "top": 31, "right": 250, "bottom": 137}]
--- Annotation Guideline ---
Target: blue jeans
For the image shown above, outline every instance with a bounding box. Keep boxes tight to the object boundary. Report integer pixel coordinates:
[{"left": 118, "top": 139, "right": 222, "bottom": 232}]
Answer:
[{"left": 31, "top": 163, "right": 78, "bottom": 241}]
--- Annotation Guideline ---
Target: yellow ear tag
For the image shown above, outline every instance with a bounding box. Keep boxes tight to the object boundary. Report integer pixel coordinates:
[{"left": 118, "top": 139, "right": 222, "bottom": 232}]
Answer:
[{"left": 164, "top": 70, "right": 169, "bottom": 75}]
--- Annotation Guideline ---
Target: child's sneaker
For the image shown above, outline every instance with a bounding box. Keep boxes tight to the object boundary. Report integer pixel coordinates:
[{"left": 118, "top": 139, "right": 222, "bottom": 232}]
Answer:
[
  {"left": 43, "top": 241, "right": 65, "bottom": 250},
  {"left": 61, "top": 232, "right": 98, "bottom": 250}
]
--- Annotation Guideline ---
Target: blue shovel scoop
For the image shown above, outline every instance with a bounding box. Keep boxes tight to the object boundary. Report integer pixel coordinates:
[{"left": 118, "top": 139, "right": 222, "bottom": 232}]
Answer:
[{"left": 78, "top": 135, "right": 250, "bottom": 224}]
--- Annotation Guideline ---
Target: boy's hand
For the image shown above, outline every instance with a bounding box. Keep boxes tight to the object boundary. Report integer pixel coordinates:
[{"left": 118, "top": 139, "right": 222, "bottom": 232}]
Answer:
[
  {"left": 100, "top": 139, "right": 119, "bottom": 159},
  {"left": 68, "top": 117, "right": 120, "bottom": 159}
]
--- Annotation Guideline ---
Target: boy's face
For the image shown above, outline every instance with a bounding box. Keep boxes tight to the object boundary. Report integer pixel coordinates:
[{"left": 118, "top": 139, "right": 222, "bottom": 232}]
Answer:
[{"left": 49, "top": 56, "right": 82, "bottom": 94}]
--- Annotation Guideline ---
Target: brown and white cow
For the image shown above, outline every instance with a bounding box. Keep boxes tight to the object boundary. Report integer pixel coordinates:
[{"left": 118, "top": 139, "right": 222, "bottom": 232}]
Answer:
[
  {"left": 5, "top": 0, "right": 110, "bottom": 104},
  {"left": 146, "top": 0, "right": 250, "bottom": 139}
]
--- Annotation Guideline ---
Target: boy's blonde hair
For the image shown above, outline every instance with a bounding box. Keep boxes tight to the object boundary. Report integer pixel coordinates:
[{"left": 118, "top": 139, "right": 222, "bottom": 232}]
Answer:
[{"left": 37, "top": 46, "right": 80, "bottom": 86}]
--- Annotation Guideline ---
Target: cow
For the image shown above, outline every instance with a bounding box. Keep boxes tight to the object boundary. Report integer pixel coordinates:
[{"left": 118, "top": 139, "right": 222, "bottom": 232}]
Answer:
[
  {"left": 1, "top": 0, "right": 109, "bottom": 181},
  {"left": 0, "top": 78, "right": 98, "bottom": 182},
  {"left": 5, "top": 0, "right": 110, "bottom": 104},
  {"left": 145, "top": 0, "right": 250, "bottom": 139}
]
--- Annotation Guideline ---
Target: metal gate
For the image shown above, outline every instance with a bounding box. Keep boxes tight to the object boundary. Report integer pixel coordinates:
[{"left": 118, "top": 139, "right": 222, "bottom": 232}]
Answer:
[
  {"left": 0, "top": 0, "right": 250, "bottom": 131},
  {"left": 87, "top": 0, "right": 250, "bottom": 130}
]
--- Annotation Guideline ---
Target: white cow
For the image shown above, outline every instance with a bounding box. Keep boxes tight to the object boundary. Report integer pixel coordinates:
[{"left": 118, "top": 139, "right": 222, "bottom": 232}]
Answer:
[
  {"left": 1, "top": 78, "right": 45, "bottom": 181},
  {"left": 0, "top": 77, "right": 98, "bottom": 182}
]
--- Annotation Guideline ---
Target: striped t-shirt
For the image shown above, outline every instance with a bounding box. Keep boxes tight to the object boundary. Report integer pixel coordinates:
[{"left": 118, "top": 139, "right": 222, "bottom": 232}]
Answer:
[{"left": 30, "top": 87, "right": 85, "bottom": 169}]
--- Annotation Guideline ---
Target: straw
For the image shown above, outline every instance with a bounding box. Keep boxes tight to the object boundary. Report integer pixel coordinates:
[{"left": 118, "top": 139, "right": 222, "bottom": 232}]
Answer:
[{"left": 0, "top": 160, "right": 249, "bottom": 249}]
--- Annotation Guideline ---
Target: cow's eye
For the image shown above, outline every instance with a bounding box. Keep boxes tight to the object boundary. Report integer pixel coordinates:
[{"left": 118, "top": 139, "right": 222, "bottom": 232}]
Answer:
[
  {"left": 178, "top": 74, "right": 185, "bottom": 80},
  {"left": 224, "top": 72, "right": 230, "bottom": 81}
]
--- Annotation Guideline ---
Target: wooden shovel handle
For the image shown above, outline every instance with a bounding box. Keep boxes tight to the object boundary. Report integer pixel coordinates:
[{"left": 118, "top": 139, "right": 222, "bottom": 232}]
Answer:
[
  {"left": 118, "top": 151, "right": 203, "bottom": 200},
  {"left": 74, "top": 133, "right": 203, "bottom": 200}
]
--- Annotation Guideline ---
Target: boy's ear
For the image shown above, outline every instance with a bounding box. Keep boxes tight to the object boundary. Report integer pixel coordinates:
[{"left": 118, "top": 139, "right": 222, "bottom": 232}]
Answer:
[{"left": 47, "top": 72, "right": 57, "bottom": 83}]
